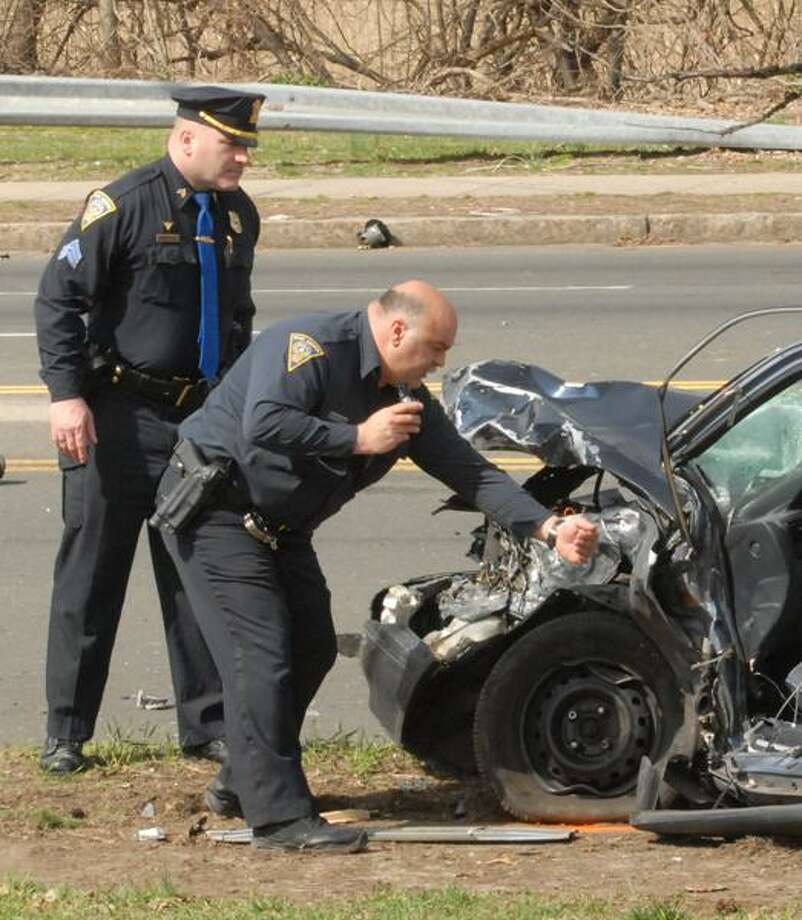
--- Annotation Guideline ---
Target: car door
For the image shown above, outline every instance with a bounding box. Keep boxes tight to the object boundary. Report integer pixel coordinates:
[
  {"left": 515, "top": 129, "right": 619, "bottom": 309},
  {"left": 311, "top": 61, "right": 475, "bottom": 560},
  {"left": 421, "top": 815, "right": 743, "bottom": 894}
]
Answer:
[{"left": 673, "top": 349, "right": 802, "bottom": 666}]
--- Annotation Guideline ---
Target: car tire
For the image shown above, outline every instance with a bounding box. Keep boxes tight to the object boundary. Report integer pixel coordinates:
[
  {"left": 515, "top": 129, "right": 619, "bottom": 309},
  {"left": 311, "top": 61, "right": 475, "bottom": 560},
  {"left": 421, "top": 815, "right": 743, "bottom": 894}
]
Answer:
[{"left": 473, "top": 610, "right": 685, "bottom": 822}]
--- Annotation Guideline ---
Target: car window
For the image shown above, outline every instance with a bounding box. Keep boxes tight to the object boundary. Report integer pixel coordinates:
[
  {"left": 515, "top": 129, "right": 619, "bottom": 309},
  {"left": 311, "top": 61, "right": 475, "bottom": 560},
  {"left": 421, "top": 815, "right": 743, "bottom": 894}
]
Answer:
[{"left": 694, "top": 379, "right": 802, "bottom": 516}]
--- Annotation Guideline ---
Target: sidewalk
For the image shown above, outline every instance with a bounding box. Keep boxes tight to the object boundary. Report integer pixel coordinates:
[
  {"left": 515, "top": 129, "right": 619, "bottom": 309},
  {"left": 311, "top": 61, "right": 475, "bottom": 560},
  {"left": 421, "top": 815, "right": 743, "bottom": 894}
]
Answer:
[{"left": 3, "top": 172, "right": 802, "bottom": 250}]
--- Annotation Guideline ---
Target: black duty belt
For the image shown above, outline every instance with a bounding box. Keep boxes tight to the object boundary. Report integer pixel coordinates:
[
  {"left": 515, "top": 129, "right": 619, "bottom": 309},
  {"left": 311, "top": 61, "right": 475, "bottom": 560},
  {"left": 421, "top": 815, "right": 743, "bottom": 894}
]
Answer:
[
  {"left": 149, "top": 439, "right": 293, "bottom": 547},
  {"left": 106, "top": 362, "right": 212, "bottom": 412}
]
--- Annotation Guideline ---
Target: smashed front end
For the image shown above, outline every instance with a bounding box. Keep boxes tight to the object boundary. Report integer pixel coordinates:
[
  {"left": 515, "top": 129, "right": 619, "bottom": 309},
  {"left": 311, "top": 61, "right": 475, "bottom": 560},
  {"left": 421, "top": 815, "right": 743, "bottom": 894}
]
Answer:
[{"left": 362, "top": 361, "right": 703, "bottom": 789}]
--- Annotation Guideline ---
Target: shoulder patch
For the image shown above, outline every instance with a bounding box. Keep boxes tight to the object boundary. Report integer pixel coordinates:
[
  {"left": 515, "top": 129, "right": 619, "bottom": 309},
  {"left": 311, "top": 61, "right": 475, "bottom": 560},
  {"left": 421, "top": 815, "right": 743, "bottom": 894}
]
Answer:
[
  {"left": 80, "top": 190, "right": 117, "bottom": 232},
  {"left": 287, "top": 332, "right": 325, "bottom": 372}
]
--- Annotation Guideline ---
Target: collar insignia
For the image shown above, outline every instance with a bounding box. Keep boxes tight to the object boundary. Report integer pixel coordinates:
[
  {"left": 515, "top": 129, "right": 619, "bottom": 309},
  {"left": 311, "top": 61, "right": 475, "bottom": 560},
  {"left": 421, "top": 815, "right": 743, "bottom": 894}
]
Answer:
[
  {"left": 287, "top": 333, "right": 325, "bottom": 372},
  {"left": 228, "top": 210, "right": 242, "bottom": 234},
  {"left": 80, "top": 190, "right": 117, "bottom": 232},
  {"left": 176, "top": 187, "right": 188, "bottom": 199}
]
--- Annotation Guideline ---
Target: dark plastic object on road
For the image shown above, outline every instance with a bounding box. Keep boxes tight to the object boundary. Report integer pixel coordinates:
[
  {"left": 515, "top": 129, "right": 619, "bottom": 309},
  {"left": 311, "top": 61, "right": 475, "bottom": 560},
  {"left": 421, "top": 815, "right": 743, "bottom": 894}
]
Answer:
[
  {"left": 362, "top": 308, "right": 802, "bottom": 827},
  {"left": 357, "top": 218, "right": 393, "bottom": 248}
]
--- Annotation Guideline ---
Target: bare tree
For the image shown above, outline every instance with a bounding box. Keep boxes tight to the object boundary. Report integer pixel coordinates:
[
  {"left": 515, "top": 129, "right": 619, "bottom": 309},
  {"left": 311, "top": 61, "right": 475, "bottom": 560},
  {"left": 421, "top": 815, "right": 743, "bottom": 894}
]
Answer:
[
  {"left": 2, "top": 0, "right": 46, "bottom": 73},
  {"left": 98, "top": 0, "right": 121, "bottom": 70},
  {"left": 14, "top": 0, "right": 802, "bottom": 118}
]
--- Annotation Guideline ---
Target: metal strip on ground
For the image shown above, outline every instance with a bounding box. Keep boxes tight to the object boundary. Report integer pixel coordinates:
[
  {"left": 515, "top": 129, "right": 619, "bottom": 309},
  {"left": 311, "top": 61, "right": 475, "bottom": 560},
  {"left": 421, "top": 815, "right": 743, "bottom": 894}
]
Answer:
[{"left": 206, "top": 824, "right": 575, "bottom": 844}]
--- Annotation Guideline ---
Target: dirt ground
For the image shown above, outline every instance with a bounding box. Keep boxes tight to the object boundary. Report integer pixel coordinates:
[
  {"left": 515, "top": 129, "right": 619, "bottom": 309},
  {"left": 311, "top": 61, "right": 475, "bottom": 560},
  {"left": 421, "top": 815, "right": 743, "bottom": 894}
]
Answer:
[
  {"left": 4, "top": 148, "right": 802, "bottom": 226},
  {"left": 5, "top": 193, "right": 802, "bottom": 227},
  {"left": 2, "top": 748, "right": 802, "bottom": 914}
]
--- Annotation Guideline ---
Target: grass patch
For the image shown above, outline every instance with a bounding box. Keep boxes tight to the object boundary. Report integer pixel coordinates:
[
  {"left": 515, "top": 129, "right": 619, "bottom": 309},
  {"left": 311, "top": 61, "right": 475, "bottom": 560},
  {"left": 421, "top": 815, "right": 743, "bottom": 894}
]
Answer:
[
  {"left": 4, "top": 731, "right": 413, "bottom": 778},
  {"left": 0, "top": 879, "right": 773, "bottom": 920},
  {"left": 83, "top": 722, "right": 182, "bottom": 771},
  {"left": 6, "top": 724, "right": 183, "bottom": 777},
  {"left": 303, "top": 733, "right": 420, "bottom": 780},
  {"left": 0, "top": 125, "right": 657, "bottom": 180},
  {"left": 30, "top": 808, "right": 81, "bottom": 832}
]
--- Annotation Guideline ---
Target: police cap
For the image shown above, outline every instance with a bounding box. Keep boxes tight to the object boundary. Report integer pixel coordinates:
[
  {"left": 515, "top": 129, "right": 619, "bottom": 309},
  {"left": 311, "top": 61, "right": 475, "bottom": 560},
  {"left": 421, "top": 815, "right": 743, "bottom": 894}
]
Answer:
[{"left": 171, "top": 85, "right": 266, "bottom": 147}]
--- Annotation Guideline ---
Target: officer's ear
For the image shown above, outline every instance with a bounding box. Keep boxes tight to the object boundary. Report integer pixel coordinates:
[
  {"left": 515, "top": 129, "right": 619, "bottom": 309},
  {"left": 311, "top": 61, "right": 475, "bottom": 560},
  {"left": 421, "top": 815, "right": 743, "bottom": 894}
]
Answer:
[
  {"left": 389, "top": 316, "right": 407, "bottom": 348},
  {"left": 178, "top": 126, "right": 197, "bottom": 158}
]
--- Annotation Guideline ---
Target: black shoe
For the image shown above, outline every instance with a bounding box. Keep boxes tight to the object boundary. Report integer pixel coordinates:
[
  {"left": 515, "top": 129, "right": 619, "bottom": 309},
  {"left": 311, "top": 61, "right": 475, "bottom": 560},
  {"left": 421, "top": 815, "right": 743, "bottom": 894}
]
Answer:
[
  {"left": 251, "top": 815, "right": 368, "bottom": 853},
  {"left": 182, "top": 738, "right": 228, "bottom": 764},
  {"left": 39, "top": 737, "right": 86, "bottom": 774},
  {"left": 204, "top": 775, "right": 243, "bottom": 819}
]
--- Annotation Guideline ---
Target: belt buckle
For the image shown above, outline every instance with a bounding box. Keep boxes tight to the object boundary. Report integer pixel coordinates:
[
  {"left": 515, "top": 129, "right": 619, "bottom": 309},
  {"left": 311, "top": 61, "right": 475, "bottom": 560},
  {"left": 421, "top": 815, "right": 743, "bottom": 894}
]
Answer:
[
  {"left": 174, "top": 381, "right": 195, "bottom": 408},
  {"left": 243, "top": 511, "right": 278, "bottom": 550}
]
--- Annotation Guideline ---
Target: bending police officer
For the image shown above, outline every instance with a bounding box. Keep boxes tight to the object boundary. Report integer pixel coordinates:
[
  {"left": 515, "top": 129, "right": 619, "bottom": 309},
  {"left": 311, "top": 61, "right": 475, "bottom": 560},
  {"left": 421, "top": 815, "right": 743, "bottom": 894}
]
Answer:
[
  {"left": 155, "top": 279, "right": 598, "bottom": 853},
  {"left": 34, "top": 86, "right": 265, "bottom": 773}
]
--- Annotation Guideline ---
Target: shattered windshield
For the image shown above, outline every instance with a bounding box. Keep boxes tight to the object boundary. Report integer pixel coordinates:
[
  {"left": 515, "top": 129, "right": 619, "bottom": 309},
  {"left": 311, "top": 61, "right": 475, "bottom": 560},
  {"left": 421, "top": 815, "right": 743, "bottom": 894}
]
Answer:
[{"left": 694, "top": 378, "right": 802, "bottom": 516}]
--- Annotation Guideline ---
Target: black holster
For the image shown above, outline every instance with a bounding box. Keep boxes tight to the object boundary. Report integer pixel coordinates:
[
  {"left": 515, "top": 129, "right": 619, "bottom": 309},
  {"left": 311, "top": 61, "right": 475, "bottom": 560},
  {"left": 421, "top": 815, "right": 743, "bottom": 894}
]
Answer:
[{"left": 149, "top": 439, "right": 230, "bottom": 535}]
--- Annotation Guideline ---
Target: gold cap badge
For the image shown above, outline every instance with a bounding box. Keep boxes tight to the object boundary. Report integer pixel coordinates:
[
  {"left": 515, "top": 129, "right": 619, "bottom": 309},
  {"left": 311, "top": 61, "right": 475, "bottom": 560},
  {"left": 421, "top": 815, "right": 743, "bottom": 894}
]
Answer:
[{"left": 249, "top": 98, "right": 263, "bottom": 126}]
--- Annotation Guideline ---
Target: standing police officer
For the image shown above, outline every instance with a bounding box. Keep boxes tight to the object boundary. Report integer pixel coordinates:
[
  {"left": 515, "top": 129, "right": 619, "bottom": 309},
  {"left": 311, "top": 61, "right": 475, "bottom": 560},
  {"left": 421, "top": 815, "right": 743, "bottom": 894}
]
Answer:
[
  {"left": 34, "top": 86, "right": 265, "bottom": 773},
  {"left": 155, "top": 280, "right": 599, "bottom": 852}
]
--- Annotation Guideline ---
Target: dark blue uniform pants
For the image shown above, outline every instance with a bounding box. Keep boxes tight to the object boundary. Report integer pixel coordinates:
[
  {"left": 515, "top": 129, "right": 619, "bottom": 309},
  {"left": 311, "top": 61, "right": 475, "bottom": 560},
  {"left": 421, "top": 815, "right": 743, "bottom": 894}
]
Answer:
[
  {"left": 163, "top": 504, "right": 338, "bottom": 827},
  {"left": 45, "top": 388, "right": 224, "bottom": 746}
]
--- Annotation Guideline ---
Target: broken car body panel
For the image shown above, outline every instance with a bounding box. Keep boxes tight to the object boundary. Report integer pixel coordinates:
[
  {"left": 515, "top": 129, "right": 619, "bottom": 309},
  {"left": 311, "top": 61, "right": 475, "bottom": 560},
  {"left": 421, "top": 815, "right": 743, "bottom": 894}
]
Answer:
[
  {"left": 362, "top": 337, "right": 802, "bottom": 823},
  {"left": 443, "top": 360, "right": 700, "bottom": 517}
]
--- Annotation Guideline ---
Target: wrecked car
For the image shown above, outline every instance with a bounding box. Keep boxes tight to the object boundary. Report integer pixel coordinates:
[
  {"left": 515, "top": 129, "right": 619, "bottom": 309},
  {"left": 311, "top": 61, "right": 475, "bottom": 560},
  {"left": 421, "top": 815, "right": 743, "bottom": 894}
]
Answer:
[{"left": 361, "top": 311, "right": 802, "bottom": 825}]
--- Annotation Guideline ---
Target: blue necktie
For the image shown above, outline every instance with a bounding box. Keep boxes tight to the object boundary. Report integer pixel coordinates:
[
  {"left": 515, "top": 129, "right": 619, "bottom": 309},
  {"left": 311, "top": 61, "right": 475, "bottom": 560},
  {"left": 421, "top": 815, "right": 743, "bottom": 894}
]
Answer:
[{"left": 194, "top": 191, "right": 219, "bottom": 379}]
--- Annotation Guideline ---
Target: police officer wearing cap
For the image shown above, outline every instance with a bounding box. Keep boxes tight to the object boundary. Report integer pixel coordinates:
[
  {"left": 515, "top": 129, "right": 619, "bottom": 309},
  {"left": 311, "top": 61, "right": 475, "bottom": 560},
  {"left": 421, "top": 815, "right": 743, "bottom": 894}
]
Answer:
[
  {"left": 155, "top": 279, "right": 599, "bottom": 852},
  {"left": 34, "top": 85, "right": 265, "bottom": 773}
]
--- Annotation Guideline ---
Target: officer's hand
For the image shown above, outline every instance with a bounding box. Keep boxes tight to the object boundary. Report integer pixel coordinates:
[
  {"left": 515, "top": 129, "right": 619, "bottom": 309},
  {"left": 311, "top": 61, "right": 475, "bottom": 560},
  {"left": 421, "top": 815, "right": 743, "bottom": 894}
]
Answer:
[
  {"left": 354, "top": 401, "right": 423, "bottom": 454},
  {"left": 49, "top": 397, "right": 97, "bottom": 464},
  {"left": 553, "top": 516, "right": 599, "bottom": 565}
]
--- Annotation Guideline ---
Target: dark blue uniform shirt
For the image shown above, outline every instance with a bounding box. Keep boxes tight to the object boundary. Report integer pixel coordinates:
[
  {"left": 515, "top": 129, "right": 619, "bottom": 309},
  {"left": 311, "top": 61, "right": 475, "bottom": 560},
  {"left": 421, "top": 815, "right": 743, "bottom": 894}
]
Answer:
[
  {"left": 181, "top": 310, "right": 550, "bottom": 537},
  {"left": 35, "top": 155, "right": 259, "bottom": 400}
]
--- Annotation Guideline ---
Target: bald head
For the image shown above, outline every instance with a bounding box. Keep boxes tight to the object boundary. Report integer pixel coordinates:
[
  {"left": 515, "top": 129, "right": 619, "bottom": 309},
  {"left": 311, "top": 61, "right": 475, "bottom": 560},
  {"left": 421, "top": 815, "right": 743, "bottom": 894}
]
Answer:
[{"left": 368, "top": 280, "right": 458, "bottom": 387}]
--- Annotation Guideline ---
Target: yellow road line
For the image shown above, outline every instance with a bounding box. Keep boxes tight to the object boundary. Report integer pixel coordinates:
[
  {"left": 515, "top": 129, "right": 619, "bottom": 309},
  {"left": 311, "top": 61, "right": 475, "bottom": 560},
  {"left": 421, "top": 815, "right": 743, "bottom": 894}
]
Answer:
[
  {"left": 0, "top": 380, "right": 727, "bottom": 397},
  {"left": 6, "top": 457, "right": 544, "bottom": 474},
  {"left": 5, "top": 460, "right": 58, "bottom": 471},
  {"left": 0, "top": 385, "right": 49, "bottom": 394}
]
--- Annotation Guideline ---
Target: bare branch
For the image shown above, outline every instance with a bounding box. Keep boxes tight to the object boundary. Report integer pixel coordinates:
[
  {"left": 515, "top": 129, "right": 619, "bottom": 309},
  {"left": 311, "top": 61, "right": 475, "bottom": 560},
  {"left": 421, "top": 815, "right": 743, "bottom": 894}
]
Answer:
[
  {"left": 626, "top": 60, "right": 802, "bottom": 84},
  {"left": 719, "top": 88, "right": 802, "bottom": 136}
]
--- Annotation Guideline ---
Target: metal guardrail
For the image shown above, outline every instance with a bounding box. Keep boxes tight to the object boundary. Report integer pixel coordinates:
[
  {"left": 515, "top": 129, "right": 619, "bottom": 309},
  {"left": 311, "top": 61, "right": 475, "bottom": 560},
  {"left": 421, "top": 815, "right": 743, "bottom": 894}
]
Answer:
[{"left": 3, "top": 74, "right": 802, "bottom": 150}]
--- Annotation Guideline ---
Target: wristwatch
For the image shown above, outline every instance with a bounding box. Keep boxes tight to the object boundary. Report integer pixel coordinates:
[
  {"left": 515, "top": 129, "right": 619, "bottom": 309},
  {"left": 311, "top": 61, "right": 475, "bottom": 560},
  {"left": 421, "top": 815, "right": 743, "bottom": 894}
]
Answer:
[{"left": 544, "top": 517, "right": 565, "bottom": 550}]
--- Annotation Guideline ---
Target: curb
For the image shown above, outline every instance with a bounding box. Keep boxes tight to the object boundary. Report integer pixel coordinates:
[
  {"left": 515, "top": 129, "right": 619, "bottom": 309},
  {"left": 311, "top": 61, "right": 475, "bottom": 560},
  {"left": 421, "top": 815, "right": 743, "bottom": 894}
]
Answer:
[{"left": 3, "top": 212, "right": 802, "bottom": 252}]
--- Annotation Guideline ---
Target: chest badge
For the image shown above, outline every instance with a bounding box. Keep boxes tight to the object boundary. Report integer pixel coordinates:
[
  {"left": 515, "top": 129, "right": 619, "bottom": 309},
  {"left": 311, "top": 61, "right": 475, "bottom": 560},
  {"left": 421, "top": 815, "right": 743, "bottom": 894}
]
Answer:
[
  {"left": 228, "top": 210, "right": 242, "bottom": 234},
  {"left": 155, "top": 219, "right": 181, "bottom": 243},
  {"left": 80, "top": 189, "right": 117, "bottom": 232},
  {"left": 287, "top": 332, "right": 325, "bottom": 372}
]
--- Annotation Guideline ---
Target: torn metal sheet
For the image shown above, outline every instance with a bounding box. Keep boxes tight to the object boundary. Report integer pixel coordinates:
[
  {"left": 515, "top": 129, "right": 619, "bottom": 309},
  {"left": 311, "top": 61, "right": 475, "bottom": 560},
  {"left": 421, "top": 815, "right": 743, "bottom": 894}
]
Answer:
[
  {"left": 442, "top": 360, "right": 701, "bottom": 516},
  {"left": 416, "top": 503, "right": 655, "bottom": 663},
  {"left": 206, "top": 825, "right": 574, "bottom": 844}
]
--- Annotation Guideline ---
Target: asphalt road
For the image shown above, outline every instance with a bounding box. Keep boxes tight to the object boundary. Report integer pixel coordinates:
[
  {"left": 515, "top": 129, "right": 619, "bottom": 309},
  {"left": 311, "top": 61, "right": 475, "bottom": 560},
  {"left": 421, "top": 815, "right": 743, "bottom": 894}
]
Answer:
[{"left": 1, "top": 243, "right": 802, "bottom": 748}]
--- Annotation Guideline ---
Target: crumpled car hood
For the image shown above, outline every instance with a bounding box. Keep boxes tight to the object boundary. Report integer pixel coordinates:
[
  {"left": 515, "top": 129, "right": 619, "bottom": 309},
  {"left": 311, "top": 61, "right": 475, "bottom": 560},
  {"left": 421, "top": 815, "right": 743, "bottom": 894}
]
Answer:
[{"left": 442, "top": 360, "right": 703, "bottom": 517}]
